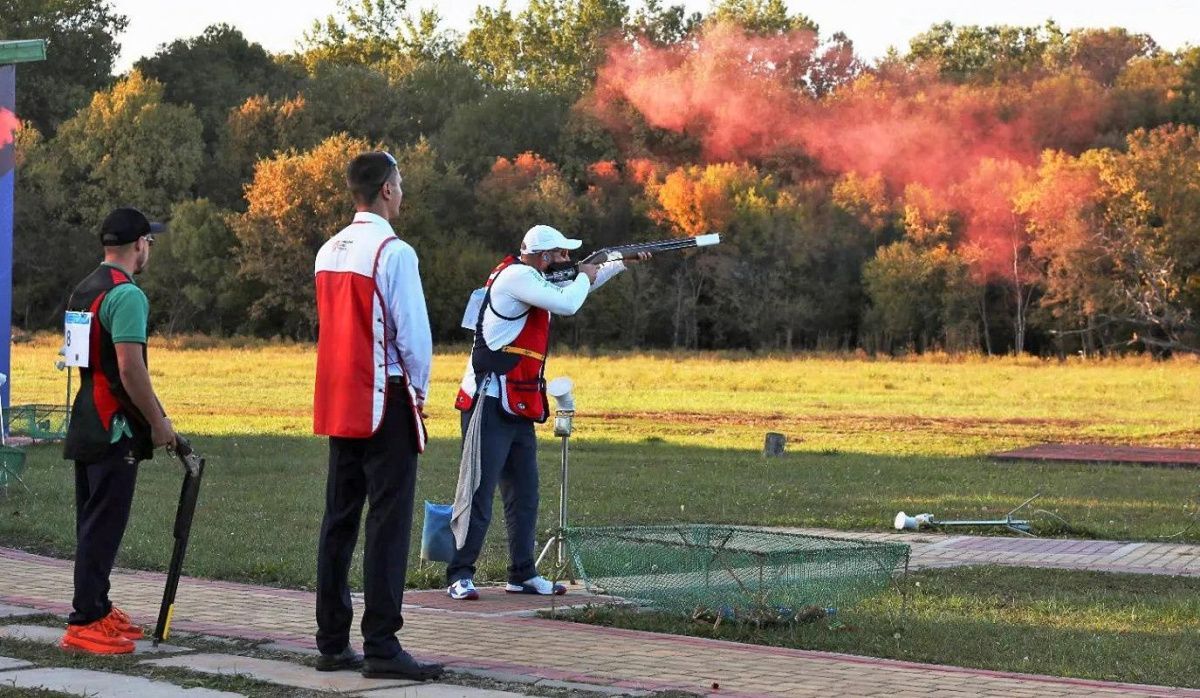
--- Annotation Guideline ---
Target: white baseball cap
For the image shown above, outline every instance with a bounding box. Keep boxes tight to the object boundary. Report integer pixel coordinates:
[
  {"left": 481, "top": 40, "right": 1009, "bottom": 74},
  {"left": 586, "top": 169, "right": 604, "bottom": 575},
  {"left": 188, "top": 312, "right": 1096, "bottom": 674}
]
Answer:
[{"left": 521, "top": 225, "right": 583, "bottom": 254}]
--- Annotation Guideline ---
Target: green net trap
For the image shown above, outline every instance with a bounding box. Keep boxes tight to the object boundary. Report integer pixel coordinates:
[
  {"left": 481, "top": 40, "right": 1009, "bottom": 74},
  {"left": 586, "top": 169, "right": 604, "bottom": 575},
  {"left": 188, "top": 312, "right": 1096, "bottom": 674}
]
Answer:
[
  {"left": 8, "top": 404, "right": 70, "bottom": 441},
  {"left": 0, "top": 445, "right": 27, "bottom": 492},
  {"left": 566, "top": 525, "right": 909, "bottom": 619}
]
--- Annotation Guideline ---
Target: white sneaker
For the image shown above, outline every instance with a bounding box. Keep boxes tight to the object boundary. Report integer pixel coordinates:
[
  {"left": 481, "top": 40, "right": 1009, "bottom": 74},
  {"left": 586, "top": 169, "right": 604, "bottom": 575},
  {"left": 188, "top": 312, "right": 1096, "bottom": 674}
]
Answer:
[
  {"left": 505, "top": 575, "right": 566, "bottom": 596},
  {"left": 447, "top": 578, "right": 479, "bottom": 600}
]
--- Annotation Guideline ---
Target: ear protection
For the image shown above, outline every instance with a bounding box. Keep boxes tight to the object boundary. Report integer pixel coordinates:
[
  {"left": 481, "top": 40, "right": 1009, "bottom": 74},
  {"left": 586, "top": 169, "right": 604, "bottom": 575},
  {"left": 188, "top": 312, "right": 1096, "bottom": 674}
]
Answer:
[{"left": 542, "top": 253, "right": 551, "bottom": 262}]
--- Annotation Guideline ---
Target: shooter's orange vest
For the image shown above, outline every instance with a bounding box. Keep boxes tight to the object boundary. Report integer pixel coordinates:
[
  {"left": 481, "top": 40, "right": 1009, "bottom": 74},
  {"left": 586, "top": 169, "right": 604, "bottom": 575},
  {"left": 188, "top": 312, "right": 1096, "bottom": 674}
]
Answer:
[{"left": 454, "top": 256, "right": 551, "bottom": 422}]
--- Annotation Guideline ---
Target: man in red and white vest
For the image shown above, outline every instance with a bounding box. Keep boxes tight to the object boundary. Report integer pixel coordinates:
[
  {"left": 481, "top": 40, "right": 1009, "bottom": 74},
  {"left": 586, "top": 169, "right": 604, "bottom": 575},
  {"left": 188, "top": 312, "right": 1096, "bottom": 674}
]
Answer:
[
  {"left": 312, "top": 152, "right": 441, "bottom": 682},
  {"left": 447, "top": 225, "right": 640, "bottom": 601}
]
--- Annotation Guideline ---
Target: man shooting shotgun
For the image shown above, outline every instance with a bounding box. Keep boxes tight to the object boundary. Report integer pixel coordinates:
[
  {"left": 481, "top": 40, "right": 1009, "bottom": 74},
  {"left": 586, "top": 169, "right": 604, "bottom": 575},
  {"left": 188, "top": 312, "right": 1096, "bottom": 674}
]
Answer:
[{"left": 444, "top": 226, "right": 719, "bottom": 602}]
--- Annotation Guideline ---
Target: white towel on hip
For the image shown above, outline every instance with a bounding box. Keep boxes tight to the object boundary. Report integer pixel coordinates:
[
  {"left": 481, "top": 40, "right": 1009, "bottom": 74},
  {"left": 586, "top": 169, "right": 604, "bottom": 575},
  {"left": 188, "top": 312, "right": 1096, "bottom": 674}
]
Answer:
[{"left": 450, "top": 374, "right": 491, "bottom": 549}]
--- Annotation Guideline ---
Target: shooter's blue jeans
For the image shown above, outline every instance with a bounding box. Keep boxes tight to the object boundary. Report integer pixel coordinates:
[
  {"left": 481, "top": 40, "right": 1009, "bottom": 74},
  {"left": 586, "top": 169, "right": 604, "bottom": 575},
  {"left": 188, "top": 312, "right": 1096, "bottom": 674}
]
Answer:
[{"left": 446, "top": 396, "right": 540, "bottom": 586}]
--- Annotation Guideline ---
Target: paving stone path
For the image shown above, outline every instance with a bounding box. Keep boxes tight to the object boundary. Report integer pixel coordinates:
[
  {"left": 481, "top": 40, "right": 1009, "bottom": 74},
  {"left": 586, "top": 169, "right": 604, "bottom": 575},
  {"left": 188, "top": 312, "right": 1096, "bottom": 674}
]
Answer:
[
  {"left": 0, "top": 664, "right": 244, "bottom": 697},
  {"left": 790, "top": 528, "right": 1200, "bottom": 577},
  {"left": 1, "top": 533, "right": 1198, "bottom": 697}
]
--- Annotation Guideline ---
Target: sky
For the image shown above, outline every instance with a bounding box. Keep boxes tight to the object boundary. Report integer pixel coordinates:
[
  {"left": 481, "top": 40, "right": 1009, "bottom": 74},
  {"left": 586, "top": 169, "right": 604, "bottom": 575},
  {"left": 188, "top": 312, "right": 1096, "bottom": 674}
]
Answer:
[{"left": 109, "top": 0, "right": 1200, "bottom": 72}]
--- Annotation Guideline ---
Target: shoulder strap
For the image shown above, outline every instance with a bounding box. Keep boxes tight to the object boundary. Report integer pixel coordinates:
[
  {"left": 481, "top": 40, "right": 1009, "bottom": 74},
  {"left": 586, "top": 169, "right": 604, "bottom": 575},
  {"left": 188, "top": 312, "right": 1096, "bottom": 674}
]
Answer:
[{"left": 477, "top": 258, "right": 531, "bottom": 331}]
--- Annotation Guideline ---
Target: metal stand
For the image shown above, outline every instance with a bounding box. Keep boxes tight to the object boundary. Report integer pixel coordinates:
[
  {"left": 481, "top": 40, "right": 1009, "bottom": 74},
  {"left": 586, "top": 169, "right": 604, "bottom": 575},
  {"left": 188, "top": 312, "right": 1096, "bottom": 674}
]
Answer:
[
  {"left": 536, "top": 410, "right": 574, "bottom": 580},
  {"left": 895, "top": 493, "right": 1042, "bottom": 536},
  {"left": 933, "top": 493, "right": 1041, "bottom": 536},
  {"left": 57, "top": 350, "right": 71, "bottom": 427}
]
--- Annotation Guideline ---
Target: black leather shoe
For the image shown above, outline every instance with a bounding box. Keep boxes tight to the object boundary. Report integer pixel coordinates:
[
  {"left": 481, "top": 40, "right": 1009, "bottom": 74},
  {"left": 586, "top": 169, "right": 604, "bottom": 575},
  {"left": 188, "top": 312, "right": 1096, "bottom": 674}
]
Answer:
[
  {"left": 361, "top": 650, "right": 444, "bottom": 681},
  {"left": 315, "top": 646, "right": 364, "bottom": 672}
]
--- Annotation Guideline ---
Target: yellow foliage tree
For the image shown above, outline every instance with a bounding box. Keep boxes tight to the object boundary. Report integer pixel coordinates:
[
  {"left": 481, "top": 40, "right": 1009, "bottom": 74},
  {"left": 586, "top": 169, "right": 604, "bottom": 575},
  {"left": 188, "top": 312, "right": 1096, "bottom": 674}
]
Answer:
[
  {"left": 53, "top": 70, "right": 204, "bottom": 222},
  {"left": 233, "top": 133, "right": 372, "bottom": 336}
]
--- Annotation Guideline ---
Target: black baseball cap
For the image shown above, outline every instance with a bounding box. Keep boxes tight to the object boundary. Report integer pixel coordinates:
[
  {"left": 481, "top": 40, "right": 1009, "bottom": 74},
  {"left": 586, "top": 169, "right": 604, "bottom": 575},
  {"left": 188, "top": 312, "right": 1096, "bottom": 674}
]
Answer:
[{"left": 99, "top": 207, "right": 166, "bottom": 246}]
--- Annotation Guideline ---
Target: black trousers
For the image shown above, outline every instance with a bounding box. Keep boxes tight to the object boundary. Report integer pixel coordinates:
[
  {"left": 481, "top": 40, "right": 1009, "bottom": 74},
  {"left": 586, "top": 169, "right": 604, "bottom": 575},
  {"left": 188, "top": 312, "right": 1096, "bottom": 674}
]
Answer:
[
  {"left": 70, "top": 438, "right": 139, "bottom": 626},
  {"left": 315, "top": 390, "right": 419, "bottom": 659},
  {"left": 446, "top": 396, "right": 540, "bottom": 586}
]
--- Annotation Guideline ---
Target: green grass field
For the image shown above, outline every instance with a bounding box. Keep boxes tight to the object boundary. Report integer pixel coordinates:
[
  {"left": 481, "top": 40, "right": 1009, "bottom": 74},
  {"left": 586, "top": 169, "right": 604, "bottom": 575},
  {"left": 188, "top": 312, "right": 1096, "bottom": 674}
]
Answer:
[
  {"left": 3, "top": 334, "right": 1199, "bottom": 590},
  {"left": 557, "top": 566, "right": 1200, "bottom": 689},
  {"left": 2, "top": 336, "right": 1199, "bottom": 686}
]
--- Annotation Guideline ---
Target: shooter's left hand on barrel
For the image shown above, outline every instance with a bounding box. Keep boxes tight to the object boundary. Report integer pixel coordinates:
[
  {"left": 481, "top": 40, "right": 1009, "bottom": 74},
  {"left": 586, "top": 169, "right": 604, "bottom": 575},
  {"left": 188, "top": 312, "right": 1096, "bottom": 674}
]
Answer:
[{"left": 577, "top": 263, "right": 600, "bottom": 284}]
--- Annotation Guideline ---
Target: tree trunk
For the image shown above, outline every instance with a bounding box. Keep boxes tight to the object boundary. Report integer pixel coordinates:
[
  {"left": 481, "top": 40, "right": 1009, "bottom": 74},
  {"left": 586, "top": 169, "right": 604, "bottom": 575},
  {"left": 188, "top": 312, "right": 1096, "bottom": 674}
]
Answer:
[
  {"left": 979, "top": 296, "right": 993, "bottom": 356},
  {"left": 672, "top": 273, "right": 684, "bottom": 349},
  {"left": 1012, "top": 250, "right": 1026, "bottom": 355}
]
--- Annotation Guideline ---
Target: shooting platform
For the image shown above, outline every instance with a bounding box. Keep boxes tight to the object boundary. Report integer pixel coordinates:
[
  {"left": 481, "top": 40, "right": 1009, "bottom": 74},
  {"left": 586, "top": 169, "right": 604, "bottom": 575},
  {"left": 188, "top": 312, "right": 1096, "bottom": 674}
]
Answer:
[{"left": 992, "top": 443, "right": 1200, "bottom": 468}]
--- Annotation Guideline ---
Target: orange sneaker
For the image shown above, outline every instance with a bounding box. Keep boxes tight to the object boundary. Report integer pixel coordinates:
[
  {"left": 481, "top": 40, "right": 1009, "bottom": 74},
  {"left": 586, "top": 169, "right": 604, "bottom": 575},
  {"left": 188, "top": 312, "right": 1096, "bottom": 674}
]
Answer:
[
  {"left": 60, "top": 617, "right": 135, "bottom": 655},
  {"left": 106, "top": 606, "right": 144, "bottom": 640}
]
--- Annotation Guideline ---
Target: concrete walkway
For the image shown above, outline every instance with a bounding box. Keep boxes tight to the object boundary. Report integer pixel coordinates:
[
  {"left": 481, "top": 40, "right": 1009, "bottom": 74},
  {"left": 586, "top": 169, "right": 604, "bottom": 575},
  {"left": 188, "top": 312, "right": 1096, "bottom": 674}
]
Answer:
[
  {"left": 792, "top": 528, "right": 1200, "bottom": 577},
  {"left": 2, "top": 534, "right": 1199, "bottom": 697}
]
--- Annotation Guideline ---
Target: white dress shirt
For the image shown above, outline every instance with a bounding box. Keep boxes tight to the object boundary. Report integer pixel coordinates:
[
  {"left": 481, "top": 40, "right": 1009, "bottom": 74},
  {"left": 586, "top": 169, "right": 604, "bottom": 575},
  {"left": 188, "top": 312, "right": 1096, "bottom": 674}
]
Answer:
[{"left": 361, "top": 212, "right": 433, "bottom": 398}]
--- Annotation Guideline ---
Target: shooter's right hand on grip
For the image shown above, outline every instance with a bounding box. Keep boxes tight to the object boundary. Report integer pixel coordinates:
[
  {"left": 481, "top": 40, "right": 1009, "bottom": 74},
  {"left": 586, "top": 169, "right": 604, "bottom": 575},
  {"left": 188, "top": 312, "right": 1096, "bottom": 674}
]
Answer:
[
  {"left": 153, "top": 416, "right": 178, "bottom": 450},
  {"left": 173, "top": 434, "right": 192, "bottom": 458}
]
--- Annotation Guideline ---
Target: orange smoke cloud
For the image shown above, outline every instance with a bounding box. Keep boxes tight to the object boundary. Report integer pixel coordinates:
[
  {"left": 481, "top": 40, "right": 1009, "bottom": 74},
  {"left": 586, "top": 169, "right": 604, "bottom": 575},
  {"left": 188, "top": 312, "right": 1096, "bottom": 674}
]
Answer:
[
  {"left": 594, "top": 22, "right": 819, "bottom": 162},
  {"left": 0, "top": 108, "right": 18, "bottom": 150},
  {"left": 590, "top": 22, "right": 1112, "bottom": 277}
]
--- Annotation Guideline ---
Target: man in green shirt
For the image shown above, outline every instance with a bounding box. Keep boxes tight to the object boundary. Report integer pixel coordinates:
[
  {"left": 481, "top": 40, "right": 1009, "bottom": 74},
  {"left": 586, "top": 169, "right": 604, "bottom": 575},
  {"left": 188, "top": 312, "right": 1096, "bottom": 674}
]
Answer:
[{"left": 60, "top": 207, "right": 177, "bottom": 655}]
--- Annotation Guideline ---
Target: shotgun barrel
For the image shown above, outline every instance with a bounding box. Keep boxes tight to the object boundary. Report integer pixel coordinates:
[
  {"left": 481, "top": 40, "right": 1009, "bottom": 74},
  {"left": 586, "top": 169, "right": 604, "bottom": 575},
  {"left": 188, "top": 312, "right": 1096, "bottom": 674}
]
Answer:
[{"left": 152, "top": 434, "right": 205, "bottom": 645}]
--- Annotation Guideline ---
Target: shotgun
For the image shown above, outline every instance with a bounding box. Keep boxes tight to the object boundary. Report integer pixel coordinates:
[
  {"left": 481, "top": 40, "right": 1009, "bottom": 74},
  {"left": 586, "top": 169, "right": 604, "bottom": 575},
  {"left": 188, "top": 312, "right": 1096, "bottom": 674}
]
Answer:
[
  {"left": 543, "top": 233, "right": 721, "bottom": 283},
  {"left": 152, "top": 434, "right": 205, "bottom": 646}
]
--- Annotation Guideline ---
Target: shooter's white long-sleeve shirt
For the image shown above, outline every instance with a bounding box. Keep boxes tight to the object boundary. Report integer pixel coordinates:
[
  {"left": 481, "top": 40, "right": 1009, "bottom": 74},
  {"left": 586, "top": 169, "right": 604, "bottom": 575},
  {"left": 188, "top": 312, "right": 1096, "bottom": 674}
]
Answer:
[{"left": 460, "top": 260, "right": 625, "bottom": 399}]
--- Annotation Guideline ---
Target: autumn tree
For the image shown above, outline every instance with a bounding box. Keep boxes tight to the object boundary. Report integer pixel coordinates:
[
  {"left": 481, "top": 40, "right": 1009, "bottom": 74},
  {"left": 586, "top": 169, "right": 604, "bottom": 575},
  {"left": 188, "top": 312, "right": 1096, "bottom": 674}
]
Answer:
[
  {"left": 1100, "top": 126, "right": 1200, "bottom": 353},
  {"left": 1018, "top": 150, "right": 1115, "bottom": 354},
  {"left": 51, "top": 71, "right": 204, "bottom": 223},
  {"left": 1109, "top": 53, "right": 1179, "bottom": 134},
  {"left": 1064, "top": 27, "right": 1156, "bottom": 86},
  {"left": 233, "top": 134, "right": 369, "bottom": 336},
  {"left": 209, "top": 94, "right": 316, "bottom": 210},
  {"left": 474, "top": 152, "right": 582, "bottom": 249}
]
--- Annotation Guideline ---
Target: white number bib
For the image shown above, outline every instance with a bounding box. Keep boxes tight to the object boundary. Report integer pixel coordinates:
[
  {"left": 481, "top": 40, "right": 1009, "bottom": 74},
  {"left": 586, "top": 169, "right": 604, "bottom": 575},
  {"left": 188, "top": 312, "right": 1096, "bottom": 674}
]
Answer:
[{"left": 64, "top": 311, "right": 93, "bottom": 367}]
